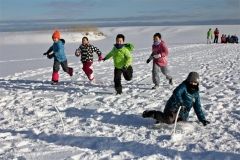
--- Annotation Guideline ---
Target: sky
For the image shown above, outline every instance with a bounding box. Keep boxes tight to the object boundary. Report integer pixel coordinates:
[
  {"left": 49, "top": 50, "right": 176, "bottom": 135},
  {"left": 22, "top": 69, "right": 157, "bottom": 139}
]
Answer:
[{"left": 0, "top": 0, "right": 240, "bottom": 22}]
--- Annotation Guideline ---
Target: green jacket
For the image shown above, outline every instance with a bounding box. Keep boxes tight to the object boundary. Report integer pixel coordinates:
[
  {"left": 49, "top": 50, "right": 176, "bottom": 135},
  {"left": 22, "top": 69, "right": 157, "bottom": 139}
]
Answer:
[
  {"left": 207, "top": 30, "right": 213, "bottom": 39},
  {"left": 105, "top": 43, "right": 134, "bottom": 69}
]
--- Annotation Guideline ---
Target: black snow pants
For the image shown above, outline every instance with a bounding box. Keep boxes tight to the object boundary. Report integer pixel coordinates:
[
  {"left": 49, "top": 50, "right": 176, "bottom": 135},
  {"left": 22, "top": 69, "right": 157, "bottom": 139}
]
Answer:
[{"left": 114, "top": 66, "right": 133, "bottom": 94}]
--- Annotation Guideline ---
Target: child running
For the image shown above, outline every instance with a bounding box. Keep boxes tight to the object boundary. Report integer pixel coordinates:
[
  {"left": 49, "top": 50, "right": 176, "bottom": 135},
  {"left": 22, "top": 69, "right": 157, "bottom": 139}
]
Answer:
[
  {"left": 103, "top": 34, "right": 134, "bottom": 95},
  {"left": 146, "top": 33, "right": 173, "bottom": 89},
  {"left": 43, "top": 30, "right": 73, "bottom": 85},
  {"left": 75, "top": 37, "right": 103, "bottom": 82}
]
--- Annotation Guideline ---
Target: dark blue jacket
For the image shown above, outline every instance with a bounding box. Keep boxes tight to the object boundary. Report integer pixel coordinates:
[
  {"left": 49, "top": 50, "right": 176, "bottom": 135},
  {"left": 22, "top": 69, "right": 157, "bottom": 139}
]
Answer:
[
  {"left": 47, "top": 39, "right": 67, "bottom": 62},
  {"left": 164, "top": 81, "right": 206, "bottom": 122}
]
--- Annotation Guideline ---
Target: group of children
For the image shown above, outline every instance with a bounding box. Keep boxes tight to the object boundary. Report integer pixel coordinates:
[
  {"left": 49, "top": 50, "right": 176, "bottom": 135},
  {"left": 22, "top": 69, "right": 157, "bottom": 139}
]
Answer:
[
  {"left": 207, "top": 28, "right": 239, "bottom": 44},
  {"left": 221, "top": 34, "right": 239, "bottom": 44},
  {"left": 43, "top": 30, "right": 209, "bottom": 126},
  {"left": 43, "top": 30, "right": 173, "bottom": 94}
]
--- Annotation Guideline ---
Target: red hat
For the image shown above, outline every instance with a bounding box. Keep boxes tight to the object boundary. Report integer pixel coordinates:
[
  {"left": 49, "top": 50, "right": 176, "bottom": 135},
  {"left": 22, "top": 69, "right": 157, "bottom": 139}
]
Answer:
[{"left": 52, "top": 30, "right": 61, "bottom": 39}]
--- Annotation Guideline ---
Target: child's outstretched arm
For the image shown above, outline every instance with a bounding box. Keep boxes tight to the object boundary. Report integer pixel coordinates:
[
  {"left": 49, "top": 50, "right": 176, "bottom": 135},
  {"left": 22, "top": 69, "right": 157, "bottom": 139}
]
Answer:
[
  {"left": 146, "top": 53, "right": 153, "bottom": 63},
  {"left": 92, "top": 45, "right": 102, "bottom": 56},
  {"left": 43, "top": 46, "right": 53, "bottom": 56},
  {"left": 43, "top": 46, "right": 54, "bottom": 59},
  {"left": 75, "top": 48, "right": 81, "bottom": 57},
  {"left": 103, "top": 49, "right": 114, "bottom": 61},
  {"left": 92, "top": 45, "right": 103, "bottom": 61}
]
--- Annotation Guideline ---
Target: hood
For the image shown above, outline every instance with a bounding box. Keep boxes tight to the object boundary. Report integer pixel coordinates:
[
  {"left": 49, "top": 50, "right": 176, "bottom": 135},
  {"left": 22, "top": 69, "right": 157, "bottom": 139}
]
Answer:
[
  {"left": 60, "top": 39, "right": 65, "bottom": 45},
  {"left": 124, "top": 43, "right": 134, "bottom": 51},
  {"left": 186, "top": 72, "right": 199, "bottom": 83}
]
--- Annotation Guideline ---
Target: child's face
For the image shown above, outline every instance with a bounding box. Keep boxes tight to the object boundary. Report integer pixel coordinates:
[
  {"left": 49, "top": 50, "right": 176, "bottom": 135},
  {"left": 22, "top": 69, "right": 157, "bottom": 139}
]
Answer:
[
  {"left": 116, "top": 38, "right": 124, "bottom": 44},
  {"left": 82, "top": 38, "right": 89, "bottom": 45},
  {"left": 153, "top": 36, "right": 160, "bottom": 42},
  {"left": 53, "top": 38, "right": 59, "bottom": 42}
]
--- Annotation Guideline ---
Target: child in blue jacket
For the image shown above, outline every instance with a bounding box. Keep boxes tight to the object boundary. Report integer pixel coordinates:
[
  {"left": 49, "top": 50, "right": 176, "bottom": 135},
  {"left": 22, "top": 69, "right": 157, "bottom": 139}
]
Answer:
[
  {"left": 142, "top": 72, "right": 210, "bottom": 126},
  {"left": 43, "top": 30, "right": 73, "bottom": 85}
]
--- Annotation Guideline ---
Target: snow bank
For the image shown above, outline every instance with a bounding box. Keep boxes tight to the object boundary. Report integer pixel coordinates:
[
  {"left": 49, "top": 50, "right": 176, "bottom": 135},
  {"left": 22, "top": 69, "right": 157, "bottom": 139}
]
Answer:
[{"left": 1, "top": 31, "right": 105, "bottom": 45}]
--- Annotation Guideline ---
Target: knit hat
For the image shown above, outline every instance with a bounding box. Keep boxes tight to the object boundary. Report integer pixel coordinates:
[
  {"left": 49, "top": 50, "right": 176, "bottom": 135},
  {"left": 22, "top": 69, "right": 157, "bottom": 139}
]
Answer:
[
  {"left": 186, "top": 72, "right": 200, "bottom": 83},
  {"left": 52, "top": 30, "right": 61, "bottom": 39}
]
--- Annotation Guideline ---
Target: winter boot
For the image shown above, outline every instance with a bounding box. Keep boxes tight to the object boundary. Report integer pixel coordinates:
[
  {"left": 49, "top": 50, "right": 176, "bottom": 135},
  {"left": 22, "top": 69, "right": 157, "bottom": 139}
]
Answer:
[
  {"left": 152, "top": 85, "right": 159, "bottom": 90},
  {"left": 68, "top": 67, "right": 73, "bottom": 76},
  {"left": 169, "top": 78, "right": 173, "bottom": 85},
  {"left": 52, "top": 71, "right": 59, "bottom": 83},
  {"left": 142, "top": 110, "right": 156, "bottom": 118},
  {"left": 51, "top": 81, "right": 59, "bottom": 85},
  {"left": 116, "top": 87, "right": 123, "bottom": 95}
]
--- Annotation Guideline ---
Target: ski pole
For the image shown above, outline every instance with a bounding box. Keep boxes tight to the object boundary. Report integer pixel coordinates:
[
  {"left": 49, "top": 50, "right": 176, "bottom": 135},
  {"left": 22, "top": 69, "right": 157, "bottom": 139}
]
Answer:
[
  {"left": 171, "top": 106, "right": 182, "bottom": 135},
  {"left": 53, "top": 106, "right": 66, "bottom": 132}
]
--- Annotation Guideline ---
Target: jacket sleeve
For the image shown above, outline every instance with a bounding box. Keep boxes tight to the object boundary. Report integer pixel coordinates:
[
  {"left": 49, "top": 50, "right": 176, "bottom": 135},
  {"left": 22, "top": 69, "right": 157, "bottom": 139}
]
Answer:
[
  {"left": 124, "top": 50, "right": 132, "bottom": 67},
  {"left": 92, "top": 45, "right": 102, "bottom": 56},
  {"left": 46, "top": 46, "right": 53, "bottom": 54},
  {"left": 193, "top": 93, "right": 206, "bottom": 122},
  {"left": 161, "top": 43, "right": 169, "bottom": 57},
  {"left": 104, "top": 48, "right": 114, "bottom": 60},
  {"left": 148, "top": 46, "right": 154, "bottom": 60},
  {"left": 75, "top": 46, "right": 81, "bottom": 56},
  {"left": 173, "top": 84, "right": 185, "bottom": 106},
  {"left": 148, "top": 54, "right": 154, "bottom": 60}
]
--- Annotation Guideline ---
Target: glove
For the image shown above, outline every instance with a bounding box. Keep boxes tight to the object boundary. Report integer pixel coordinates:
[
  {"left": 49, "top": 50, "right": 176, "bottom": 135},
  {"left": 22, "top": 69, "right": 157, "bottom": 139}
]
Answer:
[
  {"left": 98, "top": 55, "right": 104, "bottom": 62},
  {"left": 153, "top": 54, "right": 161, "bottom": 59},
  {"left": 43, "top": 52, "right": 48, "bottom": 56},
  {"left": 75, "top": 49, "right": 81, "bottom": 57},
  {"left": 146, "top": 58, "right": 151, "bottom": 64},
  {"left": 201, "top": 120, "right": 210, "bottom": 126},
  {"left": 47, "top": 54, "right": 54, "bottom": 59}
]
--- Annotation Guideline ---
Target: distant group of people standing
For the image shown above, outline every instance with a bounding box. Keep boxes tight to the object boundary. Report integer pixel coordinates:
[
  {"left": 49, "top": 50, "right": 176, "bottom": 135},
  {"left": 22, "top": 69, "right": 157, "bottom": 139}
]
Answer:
[{"left": 207, "top": 28, "right": 239, "bottom": 44}]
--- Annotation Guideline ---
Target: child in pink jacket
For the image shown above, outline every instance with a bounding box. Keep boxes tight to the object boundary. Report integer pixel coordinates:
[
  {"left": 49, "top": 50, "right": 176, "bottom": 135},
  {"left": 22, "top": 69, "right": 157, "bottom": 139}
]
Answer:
[{"left": 146, "top": 33, "right": 173, "bottom": 89}]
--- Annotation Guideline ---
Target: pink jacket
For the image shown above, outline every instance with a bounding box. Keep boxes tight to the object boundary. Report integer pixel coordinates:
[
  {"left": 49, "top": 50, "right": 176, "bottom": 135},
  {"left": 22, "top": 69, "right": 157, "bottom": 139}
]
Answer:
[{"left": 151, "top": 41, "right": 169, "bottom": 67}]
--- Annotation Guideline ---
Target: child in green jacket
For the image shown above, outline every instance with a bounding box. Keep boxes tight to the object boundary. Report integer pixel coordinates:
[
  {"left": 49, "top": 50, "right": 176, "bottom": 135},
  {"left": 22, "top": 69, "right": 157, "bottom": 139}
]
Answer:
[{"left": 103, "top": 34, "right": 134, "bottom": 94}]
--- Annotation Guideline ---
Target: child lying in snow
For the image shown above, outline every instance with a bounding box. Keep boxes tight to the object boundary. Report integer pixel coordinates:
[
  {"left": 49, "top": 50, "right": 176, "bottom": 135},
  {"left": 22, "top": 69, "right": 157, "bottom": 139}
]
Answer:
[{"left": 142, "top": 72, "right": 210, "bottom": 126}]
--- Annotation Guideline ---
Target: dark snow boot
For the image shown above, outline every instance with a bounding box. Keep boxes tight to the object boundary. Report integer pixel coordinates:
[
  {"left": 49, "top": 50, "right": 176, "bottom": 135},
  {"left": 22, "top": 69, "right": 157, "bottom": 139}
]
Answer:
[
  {"left": 115, "top": 87, "right": 122, "bottom": 95},
  {"left": 51, "top": 81, "right": 59, "bottom": 85},
  {"left": 169, "top": 78, "right": 173, "bottom": 85},
  {"left": 68, "top": 67, "right": 73, "bottom": 76},
  {"left": 152, "top": 85, "right": 159, "bottom": 90},
  {"left": 142, "top": 110, "right": 156, "bottom": 118}
]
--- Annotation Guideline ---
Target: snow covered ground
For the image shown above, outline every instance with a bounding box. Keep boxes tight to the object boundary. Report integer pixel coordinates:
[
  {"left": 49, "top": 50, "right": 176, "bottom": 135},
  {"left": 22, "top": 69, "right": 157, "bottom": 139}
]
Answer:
[{"left": 0, "top": 25, "right": 240, "bottom": 160}]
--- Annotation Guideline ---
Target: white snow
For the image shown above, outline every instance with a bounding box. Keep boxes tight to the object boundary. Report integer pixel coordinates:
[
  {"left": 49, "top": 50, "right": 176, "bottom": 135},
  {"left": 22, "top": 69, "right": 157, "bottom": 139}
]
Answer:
[
  {"left": 0, "top": 25, "right": 240, "bottom": 160},
  {"left": 1, "top": 31, "right": 105, "bottom": 45}
]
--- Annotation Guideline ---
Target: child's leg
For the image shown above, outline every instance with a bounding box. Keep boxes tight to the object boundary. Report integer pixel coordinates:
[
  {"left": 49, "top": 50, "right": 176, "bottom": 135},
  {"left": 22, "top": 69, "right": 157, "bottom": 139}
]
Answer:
[
  {"left": 82, "top": 61, "right": 94, "bottom": 81},
  {"left": 142, "top": 110, "right": 174, "bottom": 124},
  {"left": 52, "top": 61, "right": 60, "bottom": 82},
  {"left": 114, "top": 68, "right": 122, "bottom": 94},
  {"left": 61, "top": 60, "right": 73, "bottom": 76},
  {"left": 122, "top": 66, "right": 133, "bottom": 81},
  {"left": 152, "top": 63, "right": 160, "bottom": 86},
  {"left": 160, "top": 66, "right": 172, "bottom": 80}
]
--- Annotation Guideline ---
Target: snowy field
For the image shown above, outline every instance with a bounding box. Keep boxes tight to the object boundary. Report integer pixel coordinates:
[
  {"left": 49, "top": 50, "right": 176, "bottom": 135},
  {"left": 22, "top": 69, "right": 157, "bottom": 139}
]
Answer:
[{"left": 0, "top": 25, "right": 240, "bottom": 160}]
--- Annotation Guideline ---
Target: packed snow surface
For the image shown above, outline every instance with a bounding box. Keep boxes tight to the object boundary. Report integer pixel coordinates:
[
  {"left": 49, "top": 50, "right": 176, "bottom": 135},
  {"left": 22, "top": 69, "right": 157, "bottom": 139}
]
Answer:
[{"left": 0, "top": 25, "right": 240, "bottom": 160}]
